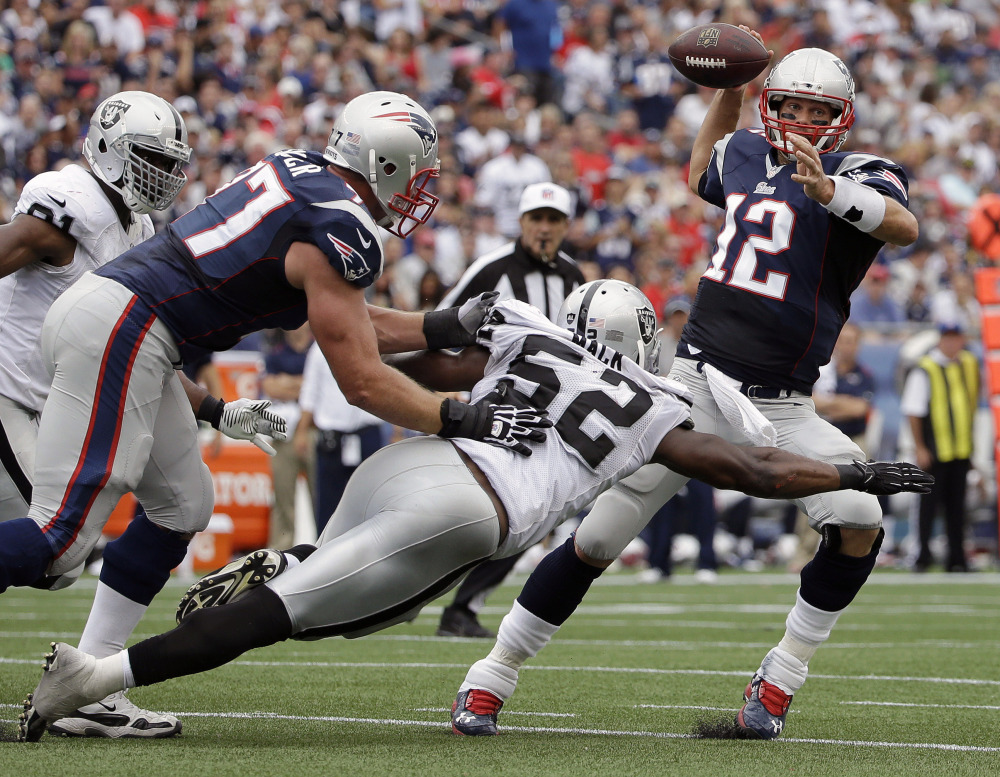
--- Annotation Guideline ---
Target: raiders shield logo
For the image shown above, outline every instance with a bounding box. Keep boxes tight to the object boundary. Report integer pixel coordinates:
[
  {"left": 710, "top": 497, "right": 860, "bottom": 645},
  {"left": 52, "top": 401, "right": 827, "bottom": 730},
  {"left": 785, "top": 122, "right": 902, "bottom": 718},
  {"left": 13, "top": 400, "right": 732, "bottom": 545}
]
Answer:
[
  {"left": 99, "top": 99, "right": 131, "bottom": 130},
  {"left": 637, "top": 307, "right": 656, "bottom": 344}
]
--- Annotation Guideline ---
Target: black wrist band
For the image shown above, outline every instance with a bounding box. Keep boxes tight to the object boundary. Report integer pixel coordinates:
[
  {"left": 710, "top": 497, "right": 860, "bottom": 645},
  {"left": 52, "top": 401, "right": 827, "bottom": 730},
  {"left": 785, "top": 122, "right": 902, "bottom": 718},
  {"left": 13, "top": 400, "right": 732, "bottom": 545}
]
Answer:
[
  {"left": 423, "top": 308, "right": 461, "bottom": 351},
  {"left": 834, "top": 463, "right": 862, "bottom": 490},
  {"left": 197, "top": 396, "right": 225, "bottom": 429}
]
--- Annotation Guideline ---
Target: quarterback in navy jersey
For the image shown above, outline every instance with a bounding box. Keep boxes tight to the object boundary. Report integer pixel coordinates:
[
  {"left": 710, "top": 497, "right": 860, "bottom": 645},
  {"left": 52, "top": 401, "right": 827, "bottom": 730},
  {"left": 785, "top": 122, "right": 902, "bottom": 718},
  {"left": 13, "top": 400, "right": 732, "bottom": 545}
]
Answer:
[
  {"left": 448, "top": 41, "right": 922, "bottom": 741},
  {"left": 0, "top": 92, "right": 547, "bottom": 606},
  {"left": 681, "top": 126, "right": 909, "bottom": 393}
]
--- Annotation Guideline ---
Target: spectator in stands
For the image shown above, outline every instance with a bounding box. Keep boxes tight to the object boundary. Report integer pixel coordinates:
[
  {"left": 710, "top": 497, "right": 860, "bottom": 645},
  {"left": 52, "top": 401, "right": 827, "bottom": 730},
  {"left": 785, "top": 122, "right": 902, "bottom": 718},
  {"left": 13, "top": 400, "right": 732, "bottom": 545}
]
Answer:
[
  {"left": 473, "top": 133, "right": 550, "bottom": 239},
  {"left": 495, "top": 0, "right": 561, "bottom": 106},
  {"left": 850, "top": 264, "right": 906, "bottom": 327}
]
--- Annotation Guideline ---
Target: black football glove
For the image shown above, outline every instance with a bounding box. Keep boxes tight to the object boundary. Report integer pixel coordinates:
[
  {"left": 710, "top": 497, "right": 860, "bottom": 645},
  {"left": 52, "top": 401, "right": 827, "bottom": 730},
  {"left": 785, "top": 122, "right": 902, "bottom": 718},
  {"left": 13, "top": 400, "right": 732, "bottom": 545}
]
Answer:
[
  {"left": 438, "top": 396, "right": 551, "bottom": 456},
  {"left": 835, "top": 460, "right": 934, "bottom": 495},
  {"left": 422, "top": 291, "right": 500, "bottom": 350}
]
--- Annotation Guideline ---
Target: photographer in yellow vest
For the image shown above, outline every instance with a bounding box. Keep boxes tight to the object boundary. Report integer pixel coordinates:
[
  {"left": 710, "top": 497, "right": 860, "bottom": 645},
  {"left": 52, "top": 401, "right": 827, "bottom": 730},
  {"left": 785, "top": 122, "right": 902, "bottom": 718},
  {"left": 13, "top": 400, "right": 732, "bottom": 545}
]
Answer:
[{"left": 901, "top": 322, "right": 980, "bottom": 572}]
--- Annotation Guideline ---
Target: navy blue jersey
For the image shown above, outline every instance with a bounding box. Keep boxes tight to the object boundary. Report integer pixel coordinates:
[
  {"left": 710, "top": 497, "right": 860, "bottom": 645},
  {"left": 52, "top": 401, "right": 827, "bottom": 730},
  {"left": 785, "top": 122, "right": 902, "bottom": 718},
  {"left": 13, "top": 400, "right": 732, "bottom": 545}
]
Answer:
[
  {"left": 680, "top": 129, "right": 909, "bottom": 393},
  {"left": 98, "top": 149, "right": 383, "bottom": 362}
]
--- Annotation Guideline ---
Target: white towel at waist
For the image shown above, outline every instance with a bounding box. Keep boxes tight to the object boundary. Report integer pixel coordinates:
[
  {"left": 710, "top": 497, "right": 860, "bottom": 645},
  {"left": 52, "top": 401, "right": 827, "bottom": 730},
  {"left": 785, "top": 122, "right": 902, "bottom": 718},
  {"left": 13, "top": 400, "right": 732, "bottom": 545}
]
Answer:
[{"left": 702, "top": 363, "right": 777, "bottom": 448}]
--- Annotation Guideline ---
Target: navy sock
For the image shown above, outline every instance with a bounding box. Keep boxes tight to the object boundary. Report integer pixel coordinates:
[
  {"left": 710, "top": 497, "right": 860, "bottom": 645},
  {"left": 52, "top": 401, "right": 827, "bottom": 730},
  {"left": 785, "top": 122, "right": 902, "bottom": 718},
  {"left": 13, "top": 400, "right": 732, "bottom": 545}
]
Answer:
[
  {"left": 100, "top": 512, "right": 190, "bottom": 606},
  {"left": 128, "top": 586, "right": 292, "bottom": 686},
  {"left": 286, "top": 543, "right": 317, "bottom": 563},
  {"left": 0, "top": 518, "right": 54, "bottom": 591},
  {"left": 799, "top": 532, "right": 883, "bottom": 612},
  {"left": 516, "top": 536, "right": 604, "bottom": 626}
]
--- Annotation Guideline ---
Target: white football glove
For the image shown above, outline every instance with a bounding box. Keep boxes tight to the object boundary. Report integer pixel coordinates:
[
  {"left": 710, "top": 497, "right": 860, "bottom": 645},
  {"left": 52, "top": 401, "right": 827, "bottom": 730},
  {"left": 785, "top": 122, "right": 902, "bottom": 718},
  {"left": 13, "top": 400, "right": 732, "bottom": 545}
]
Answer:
[{"left": 218, "top": 398, "right": 288, "bottom": 456}]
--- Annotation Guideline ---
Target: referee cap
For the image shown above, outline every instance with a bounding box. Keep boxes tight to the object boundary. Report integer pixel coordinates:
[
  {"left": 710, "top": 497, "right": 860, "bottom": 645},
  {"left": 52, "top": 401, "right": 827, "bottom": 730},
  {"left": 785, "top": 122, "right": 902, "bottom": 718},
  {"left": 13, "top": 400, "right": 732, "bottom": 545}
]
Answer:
[{"left": 518, "top": 182, "right": 572, "bottom": 218}]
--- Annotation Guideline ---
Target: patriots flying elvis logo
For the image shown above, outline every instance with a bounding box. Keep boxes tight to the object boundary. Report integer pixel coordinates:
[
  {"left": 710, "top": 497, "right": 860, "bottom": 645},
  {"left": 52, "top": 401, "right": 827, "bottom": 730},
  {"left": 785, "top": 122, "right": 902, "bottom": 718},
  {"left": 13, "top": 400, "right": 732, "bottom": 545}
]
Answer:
[{"left": 373, "top": 111, "right": 437, "bottom": 156}]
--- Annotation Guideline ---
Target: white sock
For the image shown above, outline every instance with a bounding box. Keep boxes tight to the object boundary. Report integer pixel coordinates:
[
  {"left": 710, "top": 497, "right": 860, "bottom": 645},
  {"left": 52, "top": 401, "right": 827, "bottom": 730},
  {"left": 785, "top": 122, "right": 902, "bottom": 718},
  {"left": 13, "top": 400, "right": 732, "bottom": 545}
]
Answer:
[
  {"left": 778, "top": 590, "right": 844, "bottom": 662},
  {"left": 88, "top": 651, "right": 133, "bottom": 698},
  {"left": 459, "top": 601, "right": 560, "bottom": 701},
  {"left": 761, "top": 590, "right": 845, "bottom": 695},
  {"left": 77, "top": 583, "right": 148, "bottom": 658}
]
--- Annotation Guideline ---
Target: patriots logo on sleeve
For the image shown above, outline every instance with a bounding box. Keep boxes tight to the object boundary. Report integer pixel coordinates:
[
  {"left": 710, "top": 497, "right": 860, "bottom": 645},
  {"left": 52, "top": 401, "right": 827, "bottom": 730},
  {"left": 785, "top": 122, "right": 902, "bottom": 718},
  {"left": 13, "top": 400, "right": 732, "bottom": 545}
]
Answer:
[{"left": 326, "top": 232, "right": 373, "bottom": 283}]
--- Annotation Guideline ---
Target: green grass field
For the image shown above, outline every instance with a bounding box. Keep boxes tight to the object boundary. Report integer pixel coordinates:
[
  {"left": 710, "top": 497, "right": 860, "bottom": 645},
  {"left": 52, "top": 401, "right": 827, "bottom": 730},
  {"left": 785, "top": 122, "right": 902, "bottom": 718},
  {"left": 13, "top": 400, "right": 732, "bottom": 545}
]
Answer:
[{"left": 2, "top": 568, "right": 998, "bottom": 776}]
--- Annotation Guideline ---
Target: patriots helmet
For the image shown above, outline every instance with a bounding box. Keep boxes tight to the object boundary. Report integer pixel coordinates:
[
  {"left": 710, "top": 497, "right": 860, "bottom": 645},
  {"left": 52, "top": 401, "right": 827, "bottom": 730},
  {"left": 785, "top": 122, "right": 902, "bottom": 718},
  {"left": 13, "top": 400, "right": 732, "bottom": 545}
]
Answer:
[
  {"left": 83, "top": 91, "right": 192, "bottom": 214},
  {"left": 759, "top": 48, "right": 856, "bottom": 155},
  {"left": 558, "top": 280, "right": 662, "bottom": 374},
  {"left": 324, "top": 91, "right": 440, "bottom": 238}
]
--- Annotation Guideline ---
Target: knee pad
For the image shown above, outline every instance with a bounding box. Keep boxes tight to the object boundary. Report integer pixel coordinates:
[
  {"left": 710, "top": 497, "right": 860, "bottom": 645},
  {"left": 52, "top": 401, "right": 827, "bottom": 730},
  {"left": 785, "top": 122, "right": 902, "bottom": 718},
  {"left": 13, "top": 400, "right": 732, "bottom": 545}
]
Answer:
[
  {"left": 101, "top": 511, "right": 191, "bottom": 606},
  {"left": 801, "top": 527, "right": 885, "bottom": 612}
]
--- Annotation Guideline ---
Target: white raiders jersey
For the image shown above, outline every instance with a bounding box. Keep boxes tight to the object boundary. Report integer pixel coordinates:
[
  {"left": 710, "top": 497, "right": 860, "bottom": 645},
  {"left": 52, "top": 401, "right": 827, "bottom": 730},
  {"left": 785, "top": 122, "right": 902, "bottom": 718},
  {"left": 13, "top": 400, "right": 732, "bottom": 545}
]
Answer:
[
  {"left": 0, "top": 164, "right": 153, "bottom": 412},
  {"left": 452, "top": 300, "right": 694, "bottom": 558}
]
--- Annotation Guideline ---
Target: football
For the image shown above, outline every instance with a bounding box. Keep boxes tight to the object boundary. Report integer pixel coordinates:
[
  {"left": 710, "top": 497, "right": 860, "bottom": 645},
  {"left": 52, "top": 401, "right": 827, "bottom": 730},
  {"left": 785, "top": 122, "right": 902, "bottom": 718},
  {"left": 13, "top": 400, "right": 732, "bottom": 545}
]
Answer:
[{"left": 667, "top": 24, "right": 770, "bottom": 89}]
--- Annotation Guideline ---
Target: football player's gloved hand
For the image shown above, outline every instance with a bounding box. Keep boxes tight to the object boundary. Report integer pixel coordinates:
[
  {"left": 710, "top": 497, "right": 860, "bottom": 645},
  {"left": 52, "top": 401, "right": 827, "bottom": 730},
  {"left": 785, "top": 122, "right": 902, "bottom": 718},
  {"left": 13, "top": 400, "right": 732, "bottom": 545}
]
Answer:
[
  {"left": 835, "top": 459, "right": 934, "bottom": 495},
  {"left": 422, "top": 291, "right": 500, "bottom": 350},
  {"left": 216, "top": 398, "right": 288, "bottom": 456},
  {"left": 438, "top": 396, "right": 551, "bottom": 457}
]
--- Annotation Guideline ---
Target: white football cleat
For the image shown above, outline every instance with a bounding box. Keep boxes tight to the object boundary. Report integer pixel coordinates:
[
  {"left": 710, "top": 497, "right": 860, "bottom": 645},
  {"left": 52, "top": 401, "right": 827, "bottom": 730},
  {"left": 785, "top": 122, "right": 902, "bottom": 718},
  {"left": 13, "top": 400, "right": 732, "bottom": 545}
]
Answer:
[{"left": 48, "top": 691, "right": 181, "bottom": 738}]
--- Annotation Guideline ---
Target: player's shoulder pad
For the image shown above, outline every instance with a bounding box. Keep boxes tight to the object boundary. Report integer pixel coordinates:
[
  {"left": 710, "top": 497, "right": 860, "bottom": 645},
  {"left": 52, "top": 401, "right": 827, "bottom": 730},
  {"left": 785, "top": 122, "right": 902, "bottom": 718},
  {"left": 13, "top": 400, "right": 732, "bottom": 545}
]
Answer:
[
  {"left": 309, "top": 198, "right": 384, "bottom": 288},
  {"left": 14, "top": 165, "right": 115, "bottom": 241},
  {"left": 832, "top": 152, "right": 909, "bottom": 201}
]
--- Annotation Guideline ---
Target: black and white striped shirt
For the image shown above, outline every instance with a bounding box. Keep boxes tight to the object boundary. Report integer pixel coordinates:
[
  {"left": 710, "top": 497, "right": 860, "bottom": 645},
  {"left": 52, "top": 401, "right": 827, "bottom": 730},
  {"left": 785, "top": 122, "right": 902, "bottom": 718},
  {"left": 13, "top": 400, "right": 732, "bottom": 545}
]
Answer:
[{"left": 437, "top": 240, "right": 584, "bottom": 322}]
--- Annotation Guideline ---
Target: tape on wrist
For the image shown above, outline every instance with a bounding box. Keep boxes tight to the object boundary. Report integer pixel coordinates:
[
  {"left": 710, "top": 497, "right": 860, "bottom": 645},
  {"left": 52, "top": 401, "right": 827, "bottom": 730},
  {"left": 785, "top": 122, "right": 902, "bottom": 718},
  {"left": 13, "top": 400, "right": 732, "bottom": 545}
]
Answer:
[
  {"left": 823, "top": 176, "right": 886, "bottom": 233},
  {"left": 197, "top": 395, "right": 225, "bottom": 429}
]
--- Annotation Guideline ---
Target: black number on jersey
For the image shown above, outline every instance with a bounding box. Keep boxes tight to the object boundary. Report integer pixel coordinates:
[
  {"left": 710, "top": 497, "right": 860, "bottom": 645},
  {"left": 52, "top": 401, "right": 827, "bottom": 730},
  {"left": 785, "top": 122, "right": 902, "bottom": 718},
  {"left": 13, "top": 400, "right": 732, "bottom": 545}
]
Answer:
[
  {"left": 504, "top": 335, "right": 653, "bottom": 468},
  {"left": 26, "top": 203, "right": 75, "bottom": 234}
]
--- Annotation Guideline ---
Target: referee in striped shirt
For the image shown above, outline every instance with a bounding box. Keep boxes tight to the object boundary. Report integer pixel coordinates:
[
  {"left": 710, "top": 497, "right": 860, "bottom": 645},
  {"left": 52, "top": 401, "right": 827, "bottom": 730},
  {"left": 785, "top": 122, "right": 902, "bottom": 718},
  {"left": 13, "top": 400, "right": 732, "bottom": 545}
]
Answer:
[{"left": 436, "top": 182, "right": 585, "bottom": 638}]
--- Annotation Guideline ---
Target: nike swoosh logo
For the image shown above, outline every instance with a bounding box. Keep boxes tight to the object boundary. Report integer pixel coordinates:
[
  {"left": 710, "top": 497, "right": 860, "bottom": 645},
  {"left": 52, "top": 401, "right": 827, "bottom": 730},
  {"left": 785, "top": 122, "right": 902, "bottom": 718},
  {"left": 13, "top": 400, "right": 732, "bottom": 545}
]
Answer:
[
  {"left": 97, "top": 701, "right": 117, "bottom": 712},
  {"left": 356, "top": 229, "right": 372, "bottom": 248},
  {"left": 49, "top": 195, "right": 67, "bottom": 208}
]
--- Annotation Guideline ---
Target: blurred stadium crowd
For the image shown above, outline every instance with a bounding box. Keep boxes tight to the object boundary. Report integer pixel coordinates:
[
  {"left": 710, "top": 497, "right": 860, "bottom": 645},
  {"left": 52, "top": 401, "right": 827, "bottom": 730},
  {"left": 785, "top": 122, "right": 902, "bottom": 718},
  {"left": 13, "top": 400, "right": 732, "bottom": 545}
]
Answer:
[{"left": 1, "top": 0, "right": 998, "bottom": 569}]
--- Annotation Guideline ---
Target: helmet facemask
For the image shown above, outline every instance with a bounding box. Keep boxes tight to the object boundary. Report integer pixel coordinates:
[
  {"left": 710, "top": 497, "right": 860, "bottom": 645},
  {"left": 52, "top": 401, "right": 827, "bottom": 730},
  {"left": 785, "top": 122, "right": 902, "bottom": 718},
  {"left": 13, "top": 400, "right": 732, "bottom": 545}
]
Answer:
[
  {"left": 116, "top": 134, "right": 191, "bottom": 213},
  {"left": 759, "top": 48, "right": 856, "bottom": 155},
  {"left": 83, "top": 91, "right": 192, "bottom": 214}
]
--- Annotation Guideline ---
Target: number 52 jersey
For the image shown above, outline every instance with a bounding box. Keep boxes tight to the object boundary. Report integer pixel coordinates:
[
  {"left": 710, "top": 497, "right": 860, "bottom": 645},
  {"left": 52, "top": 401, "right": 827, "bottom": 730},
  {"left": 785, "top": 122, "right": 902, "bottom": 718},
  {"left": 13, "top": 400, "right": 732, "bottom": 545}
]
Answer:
[{"left": 452, "top": 300, "right": 694, "bottom": 559}]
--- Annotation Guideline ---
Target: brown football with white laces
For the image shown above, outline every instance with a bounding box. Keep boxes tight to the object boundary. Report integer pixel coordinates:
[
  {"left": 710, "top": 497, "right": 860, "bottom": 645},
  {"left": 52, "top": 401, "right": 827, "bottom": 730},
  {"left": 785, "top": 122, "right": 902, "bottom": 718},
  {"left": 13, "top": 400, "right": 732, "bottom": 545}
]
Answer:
[{"left": 667, "top": 24, "right": 770, "bottom": 89}]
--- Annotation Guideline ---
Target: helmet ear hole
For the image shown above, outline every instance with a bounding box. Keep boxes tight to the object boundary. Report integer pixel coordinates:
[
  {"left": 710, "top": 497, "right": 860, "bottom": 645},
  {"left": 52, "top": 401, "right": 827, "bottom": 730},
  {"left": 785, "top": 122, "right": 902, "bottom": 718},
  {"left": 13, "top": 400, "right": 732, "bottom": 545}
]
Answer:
[
  {"left": 98, "top": 138, "right": 108, "bottom": 153},
  {"left": 382, "top": 160, "right": 396, "bottom": 175}
]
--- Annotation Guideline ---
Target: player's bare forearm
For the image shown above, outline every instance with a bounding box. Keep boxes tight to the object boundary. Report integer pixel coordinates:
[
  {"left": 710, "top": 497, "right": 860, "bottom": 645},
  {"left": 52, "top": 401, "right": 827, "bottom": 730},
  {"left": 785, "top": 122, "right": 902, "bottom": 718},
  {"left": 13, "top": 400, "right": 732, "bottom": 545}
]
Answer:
[
  {"left": 177, "top": 370, "right": 212, "bottom": 412},
  {"left": 688, "top": 88, "right": 746, "bottom": 193},
  {"left": 653, "top": 427, "right": 840, "bottom": 498},
  {"left": 366, "top": 304, "right": 430, "bottom": 354},
  {"left": 384, "top": 347, "right": 489, "bottom": 392},
  {"left": 869, "top": 197, "right": 919, "bottom": 246}
]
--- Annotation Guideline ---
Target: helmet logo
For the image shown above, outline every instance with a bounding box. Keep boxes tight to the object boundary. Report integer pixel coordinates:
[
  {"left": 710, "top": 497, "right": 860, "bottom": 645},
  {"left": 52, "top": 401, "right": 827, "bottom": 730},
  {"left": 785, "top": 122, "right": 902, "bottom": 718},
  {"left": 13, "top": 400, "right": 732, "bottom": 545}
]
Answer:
[
  {"left": 99, "top": 99, "right": 131, "bottom": 130},
  {"left": 637, "top": 308, "right": 656, "bottom": 344},
  {"left": 373, "top": 111, "right": 437, "bottom": 156}
]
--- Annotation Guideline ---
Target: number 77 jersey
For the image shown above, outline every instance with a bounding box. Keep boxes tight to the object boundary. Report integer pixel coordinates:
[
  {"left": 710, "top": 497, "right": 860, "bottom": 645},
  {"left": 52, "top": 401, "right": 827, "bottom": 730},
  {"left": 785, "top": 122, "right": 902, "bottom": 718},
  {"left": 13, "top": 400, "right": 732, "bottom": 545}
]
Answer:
[
  {"left": 450, "top": 300, "right": 693, "bottom": 559},
  {"left": 97, "top": 149, "right": 384, "bottom": 362},
  {"left": 685, "top": 128, "right": 909, "bottom": 393}
]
